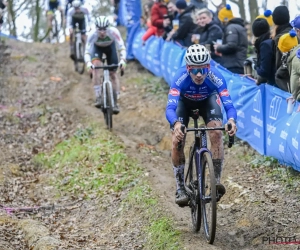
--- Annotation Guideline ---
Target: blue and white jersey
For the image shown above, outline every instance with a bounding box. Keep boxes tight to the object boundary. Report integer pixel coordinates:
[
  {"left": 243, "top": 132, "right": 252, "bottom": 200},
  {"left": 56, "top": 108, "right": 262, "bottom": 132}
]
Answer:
[{"left": 166, "top": 65, "right": 237, "bottom": 126}]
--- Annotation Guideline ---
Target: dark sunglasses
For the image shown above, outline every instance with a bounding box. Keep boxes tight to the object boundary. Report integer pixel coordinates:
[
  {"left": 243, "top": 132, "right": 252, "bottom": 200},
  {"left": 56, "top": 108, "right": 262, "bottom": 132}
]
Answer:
[
  {"left": 189, "top": 67, "right": 209, "bottom": 75},
  {"left": 97, "top": 27, "right": 107, "bottom": 31}
]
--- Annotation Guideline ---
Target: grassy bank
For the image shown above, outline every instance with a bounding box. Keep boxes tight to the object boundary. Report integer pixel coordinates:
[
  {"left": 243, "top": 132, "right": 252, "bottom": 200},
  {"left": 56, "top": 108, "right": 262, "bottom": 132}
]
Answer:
[{"left": 33, "top": 124, "right": 182, "bottom": 249}]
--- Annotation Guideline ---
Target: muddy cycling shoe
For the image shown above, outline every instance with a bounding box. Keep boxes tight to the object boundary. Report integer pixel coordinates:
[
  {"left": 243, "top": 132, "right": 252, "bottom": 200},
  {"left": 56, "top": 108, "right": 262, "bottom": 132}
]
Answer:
[
  {"left": 216, "top": 183, "right": 226, "bottom": 200},
  {"left": 175, "top": 187, "right": 189, "bottom": 206},
  {"left": 113, "top": 105, "right": 120, "bottom": 114},
  {"left": 94, "top": 97, "right": 102, "bottom": 108}
]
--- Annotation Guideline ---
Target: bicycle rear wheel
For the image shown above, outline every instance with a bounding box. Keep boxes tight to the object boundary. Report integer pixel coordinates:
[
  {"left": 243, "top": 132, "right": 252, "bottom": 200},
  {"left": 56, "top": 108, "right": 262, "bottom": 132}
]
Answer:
[
  {"left": 103, "top": 82, "right": 113, "bottom": 131},
  {"left": 186, "top": 145, "right": 201, "bottom": 232},
  {"left": 77, "top": 41, "right": 85, "bottom": 74},
  {"left": 201, "top": 152, "right": 216, "bottom": 244}
]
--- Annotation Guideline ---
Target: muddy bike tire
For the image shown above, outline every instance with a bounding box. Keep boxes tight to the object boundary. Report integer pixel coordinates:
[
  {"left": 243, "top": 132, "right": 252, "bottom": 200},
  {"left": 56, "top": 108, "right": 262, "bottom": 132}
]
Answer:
[
  {"left": 186, "top": 145, "right": 201, "bottom": 232},
  {"left": 102, "top": 82, "right": 113, "bottom": 131},
  {"left": 52, "top": 16, "right": 59, "bottom": 43},
  {"left": 77, "top": 42, "right": 85, "bottom": 74},
  {"left": 201, "top": 152, "right": 216, "bottom": 244}
]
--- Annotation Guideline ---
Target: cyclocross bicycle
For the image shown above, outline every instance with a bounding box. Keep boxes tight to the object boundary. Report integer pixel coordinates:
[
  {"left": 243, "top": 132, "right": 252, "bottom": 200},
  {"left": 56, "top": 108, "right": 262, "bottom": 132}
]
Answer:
[
  {"left": 180, "top": 109, "right": 234, "bottom": 244},
  {"left": 73, "top": 22, "right": 85, "bottom": 74},
  {"left": 93, "top": 56, "right": 123, "bottom": 131}
]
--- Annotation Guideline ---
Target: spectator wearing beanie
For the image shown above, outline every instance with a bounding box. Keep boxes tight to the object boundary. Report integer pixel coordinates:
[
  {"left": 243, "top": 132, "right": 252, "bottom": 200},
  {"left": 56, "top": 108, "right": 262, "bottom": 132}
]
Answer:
[
  {"left": 276, "top": 29, "right": 300, "bottom": 93},
  {"left": 214, "top": 4, "right": 248, "bottom": 74},
  {"left": 218, "top": 4, "right": 233, "bottom": 24},
  {"left": 290, "top": 15, "right": 300, "bottom": 39},
  {"left": 252, "top": 18, "right": 276, "bottom": 85},
  {"left": 167, "top": 0, "right": 196, "bottom": 47},
  {"left": 256, "top": 10, "right": 274, "bottom": 27},
  {"left": 271, "top": 5, "right": 292, "bottom": 72}
]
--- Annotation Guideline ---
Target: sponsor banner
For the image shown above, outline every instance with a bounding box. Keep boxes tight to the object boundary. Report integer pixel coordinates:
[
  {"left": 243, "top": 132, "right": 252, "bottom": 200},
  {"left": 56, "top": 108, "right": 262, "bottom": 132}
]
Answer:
[
  {"left": 265, "top": 85, "right": 300, "bottom": 170},
  {"left": 118, "top": 0, "right": 141, "bottom": 27},
  {"left": 145, "top": 36, "right": 164, "bottom": 77}
]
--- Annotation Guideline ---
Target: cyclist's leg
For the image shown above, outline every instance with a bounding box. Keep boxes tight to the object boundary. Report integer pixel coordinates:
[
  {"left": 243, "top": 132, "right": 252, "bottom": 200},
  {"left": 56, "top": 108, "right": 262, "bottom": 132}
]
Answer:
[
  {"left": 106, "top": 42, "right": 120, "bottom": 113},
  {"left": 69, "top": 17, "right": 76, "bottom": 59},
  {"left": 202, "top": 94, "right": 225, "bottom": 196},
  {"left": 80, "top": 19, "right": 87, "bottom": 45},
  {"left": 171, "top": 99, "right": 190, "bottom": 205},
  {"left": 90, "top": 46, "right": 103, "bottom": 107}
]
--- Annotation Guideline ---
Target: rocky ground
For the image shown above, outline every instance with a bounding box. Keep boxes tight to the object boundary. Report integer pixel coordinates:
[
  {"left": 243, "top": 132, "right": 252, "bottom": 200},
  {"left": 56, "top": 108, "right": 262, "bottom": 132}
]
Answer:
[{"left": 0, "top": 39, "right": 300, "bottom": 250}]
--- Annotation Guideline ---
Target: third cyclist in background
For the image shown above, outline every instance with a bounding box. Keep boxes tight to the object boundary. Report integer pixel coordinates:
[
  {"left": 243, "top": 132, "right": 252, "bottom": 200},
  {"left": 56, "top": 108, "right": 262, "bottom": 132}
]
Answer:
[
  {"left": 67, "top": 0, "right": 91, "bottom": 60},
  {"left": 84, "top": 16, "right": 127, "bottom": 114}
]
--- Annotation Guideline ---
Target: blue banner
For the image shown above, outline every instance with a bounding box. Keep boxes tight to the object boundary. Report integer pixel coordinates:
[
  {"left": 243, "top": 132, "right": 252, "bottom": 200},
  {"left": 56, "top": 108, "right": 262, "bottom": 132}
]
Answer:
[
  {"left": 145, "top": 36, "right": 164, "bottom": 77},
  {"left": 126, "top": 22, "right": 141, "bottom": 60},
  {"left": 264, "top": 85, "right": 300, "bottom": 170},
  {"left": 118, "top": 0, "right": 141, "bottom": 28}
]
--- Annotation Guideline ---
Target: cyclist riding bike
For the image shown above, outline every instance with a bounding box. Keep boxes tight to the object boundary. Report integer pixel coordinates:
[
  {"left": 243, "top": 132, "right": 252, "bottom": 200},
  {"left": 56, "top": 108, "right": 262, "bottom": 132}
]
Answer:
[
  {"left": 165, "top": 44, "right": 238, "bottom": 206},
  {"left": 65, "top": 0, "right": 84, "bottom": 17},
  {"left": 84, "top": 16, "right": 126, "bottom": 114},
  {"left": 0, "top": 0, "right": 7, "bottom": 32},
  {"left": 44, "top": 0, "right": 63, "bottom": 31},
  {"left": 66, "top": 0, "right": 91, "bottom": 60}
]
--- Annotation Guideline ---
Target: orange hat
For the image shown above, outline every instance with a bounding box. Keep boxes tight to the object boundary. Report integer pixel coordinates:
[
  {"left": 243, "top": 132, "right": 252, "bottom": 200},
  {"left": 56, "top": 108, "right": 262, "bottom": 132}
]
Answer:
[
  {"left": 218, "top": 4, "right": 234, "bottom": 22},
  {"left": 278, "top": 29, "right": 298, "bottom": 53},
  {"left": 256, "top": 10, "right": 274, "bottom": 26}
]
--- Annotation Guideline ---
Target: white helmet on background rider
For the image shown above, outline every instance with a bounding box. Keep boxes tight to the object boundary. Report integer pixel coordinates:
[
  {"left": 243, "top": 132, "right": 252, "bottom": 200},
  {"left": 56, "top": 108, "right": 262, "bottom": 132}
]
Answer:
[
  {"left": 72, "top": 0, "right": 81, "bottom": 8},
  {"left": 95, "top": 16, "right": 110, "bottom": 29},
  {"left": 184, "top": 44, "right": 211, "bottom": 66}
]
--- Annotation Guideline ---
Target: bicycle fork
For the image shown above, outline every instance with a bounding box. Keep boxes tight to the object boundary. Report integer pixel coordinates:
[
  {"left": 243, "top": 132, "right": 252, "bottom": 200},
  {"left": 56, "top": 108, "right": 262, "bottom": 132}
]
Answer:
[{"left": 102, "top": 70, "right": 115, "bottom": 109}]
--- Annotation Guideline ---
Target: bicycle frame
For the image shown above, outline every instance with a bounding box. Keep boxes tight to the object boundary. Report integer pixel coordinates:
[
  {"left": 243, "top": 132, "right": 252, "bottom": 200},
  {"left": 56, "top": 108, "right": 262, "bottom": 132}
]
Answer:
[
  {"left": 75, "top": 23, "right": 82, "bottom": 59},
  {"left": 102, "top": 67, "right": 115, "bottom": 110}
]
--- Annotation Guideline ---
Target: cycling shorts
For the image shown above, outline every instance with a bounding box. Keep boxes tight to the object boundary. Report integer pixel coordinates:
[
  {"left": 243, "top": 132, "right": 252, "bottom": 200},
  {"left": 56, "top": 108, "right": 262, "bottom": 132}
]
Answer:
[
  {"left": 47, "top": 1, "right": 60, "bottom": 13},
  {"left": 175, "top": 93, "right": 223, "bottom": 128},
  {"left": 90, "top": 42, "right": 118, "bottom": 71},
  {"left": 72, "top": 17, "right": 86, "bottom": 34}
]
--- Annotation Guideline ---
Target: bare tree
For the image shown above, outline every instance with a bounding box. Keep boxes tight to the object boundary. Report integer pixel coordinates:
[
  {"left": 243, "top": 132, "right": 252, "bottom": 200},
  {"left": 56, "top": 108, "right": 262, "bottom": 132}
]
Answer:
[
  {"left": 280, "top": 0, "right": 288, "bottom": 7},
  {"left": 248, "top": 0, "right": 259, "bottom": 23},
  {"left": 229, "top": 0, "right": 246, "bottom": 21},
  {"left": 261, "top": 0, "right": 268, "bottom": 10}
]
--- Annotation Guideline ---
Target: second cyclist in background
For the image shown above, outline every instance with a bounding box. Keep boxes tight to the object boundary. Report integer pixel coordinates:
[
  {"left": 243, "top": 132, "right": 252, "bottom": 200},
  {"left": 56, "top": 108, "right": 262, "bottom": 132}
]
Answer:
[
  {"left": 84, "top": 16, "right": 127, "bottom": 114},
  {"left": 45, "top": 0, "right": 63, "bottom": 31},
  {"left": 67, "top": 0, "right": 91, "bottom": 60},
  {"left": 65, "top": 0, "right": 84, "bottom": 17}
]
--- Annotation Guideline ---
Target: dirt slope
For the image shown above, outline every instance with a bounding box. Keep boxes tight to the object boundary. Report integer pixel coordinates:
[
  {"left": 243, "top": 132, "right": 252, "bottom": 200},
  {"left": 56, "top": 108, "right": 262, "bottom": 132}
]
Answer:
[{"left": 1, "top": 39, "right": 300, "bottom": 250}]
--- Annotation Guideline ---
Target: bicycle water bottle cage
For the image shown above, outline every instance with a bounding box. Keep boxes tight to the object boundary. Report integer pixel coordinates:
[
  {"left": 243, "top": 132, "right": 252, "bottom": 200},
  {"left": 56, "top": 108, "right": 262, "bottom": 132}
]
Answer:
[{"left": 190, "top": 109, "right": 200, "bottom": 120}]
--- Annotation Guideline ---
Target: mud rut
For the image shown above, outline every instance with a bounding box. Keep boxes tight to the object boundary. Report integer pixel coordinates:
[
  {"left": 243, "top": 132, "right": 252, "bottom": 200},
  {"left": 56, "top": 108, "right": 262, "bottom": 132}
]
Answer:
[{"left": 1, "top": 40, "right": 300, "bottom": 250}]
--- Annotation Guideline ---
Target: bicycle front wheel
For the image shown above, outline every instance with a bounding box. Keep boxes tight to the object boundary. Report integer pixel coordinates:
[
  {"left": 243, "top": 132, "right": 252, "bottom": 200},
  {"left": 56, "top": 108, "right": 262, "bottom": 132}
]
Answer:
[
  {"left": 201, "top": 152, "right": 216, "bottom": 244},
  {"left": 103, "top": 82, "right": 113, "bottom": 131},
  {"left": 186, "top": 145, "right": 201, "bottom": 232}
]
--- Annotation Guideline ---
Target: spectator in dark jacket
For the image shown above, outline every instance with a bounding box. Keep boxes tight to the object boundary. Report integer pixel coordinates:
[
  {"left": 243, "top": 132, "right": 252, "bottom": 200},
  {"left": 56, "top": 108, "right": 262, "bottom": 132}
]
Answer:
[
  {"left": 252, "top": 18, "right": 276, "bottom": 85},
  {"left": 166, "top": 0, "right": 196, "bottom": 47},
  {"left": 191, "top": 8, "right": 223, "bottom": 64},
  {"left": 214, "top": 4, "right": 248, "bottom": 74},
  {"left": 151, "top": 0, "right": 169, "bottom": 37},
  {"left": 271, "top": 5, "right": 292, "bottom": 71}
]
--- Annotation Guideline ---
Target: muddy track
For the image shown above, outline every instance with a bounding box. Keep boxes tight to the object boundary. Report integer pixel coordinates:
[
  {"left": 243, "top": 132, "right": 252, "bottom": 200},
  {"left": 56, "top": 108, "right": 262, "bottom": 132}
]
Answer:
[{"left": 1, "top": 40, "right": 300, "bottom": 250}]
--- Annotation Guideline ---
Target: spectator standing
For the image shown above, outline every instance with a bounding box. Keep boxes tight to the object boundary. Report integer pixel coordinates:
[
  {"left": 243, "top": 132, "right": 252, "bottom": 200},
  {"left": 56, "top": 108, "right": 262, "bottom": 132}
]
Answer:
[
  {"left": 271, "top": 5, "right": 292, "bottom": 71},
  {"left": 151, "top": 0, "right": 169, "bottom": 37},
  {"left": 252, "top": 18, "right": 276, "bottom": 85},
  {"left": 141, "top": 2, "right": 157, "bottom": 44},
  {"left": 167, "top": 0, "right": 196, "bottom": 47},
  {"left": 213, "top": 4, "right": 248, "bottom": 74},
  {"left": 275, "top": 30, "right": 299, "bottom": 92},
  {"left": 162, "top": 0, "right": 178, "bottom": 40},
  {"left": 192, "top": 8, "right": 223, "bottom": 64}
]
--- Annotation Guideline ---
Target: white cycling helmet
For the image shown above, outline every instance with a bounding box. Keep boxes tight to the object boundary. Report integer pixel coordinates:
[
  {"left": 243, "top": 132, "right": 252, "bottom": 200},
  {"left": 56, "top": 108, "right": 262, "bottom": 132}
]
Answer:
[
  {"left": 95, "top": 16, "right": 110, "bottom": 29},
  {"left": 184, "top": 44, "right": 211, "bottom": 66},
  {"left": 72, "top": 0, "right": 81, "bottom": 8}
]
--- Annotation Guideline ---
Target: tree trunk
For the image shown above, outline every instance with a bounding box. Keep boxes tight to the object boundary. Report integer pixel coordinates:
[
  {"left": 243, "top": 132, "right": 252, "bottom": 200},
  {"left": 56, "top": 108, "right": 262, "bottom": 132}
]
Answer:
[
  {"left": 261, "top": 0, "right": 268, "bottom": 10},
  {"left": 249, "top": 0, "right": 259, "bottom": 24},
  {"left": 7, "top": 0, "right": 17, "bottom": 37},
  {"left": 230, "top": 0, "right": 246, "bottom": 21},
  {"left": 34, "top": 0, "right": 41, "bottom": 42}
]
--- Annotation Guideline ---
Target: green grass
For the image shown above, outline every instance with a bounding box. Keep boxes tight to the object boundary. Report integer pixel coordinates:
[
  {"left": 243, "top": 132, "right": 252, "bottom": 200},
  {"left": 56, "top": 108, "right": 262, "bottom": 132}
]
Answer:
[
  {"left": 33, "top": 124, "right": 182, "bottom": 249},
  {"left": 33, "top": 125, "right": 142, "bottom": 197},
  {"left": 124, "top": 185, "right": 182, "bottom": 250}
]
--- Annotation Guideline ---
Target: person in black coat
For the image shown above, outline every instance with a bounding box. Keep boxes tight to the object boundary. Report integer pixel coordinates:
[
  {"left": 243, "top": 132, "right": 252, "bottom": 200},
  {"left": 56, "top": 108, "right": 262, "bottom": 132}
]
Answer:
[
  {"left": 252, "top": 18, "right": 276, "bottom": 85},
  {"left": 166, "top": 0, "right": 196, "bottom": 47}
]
